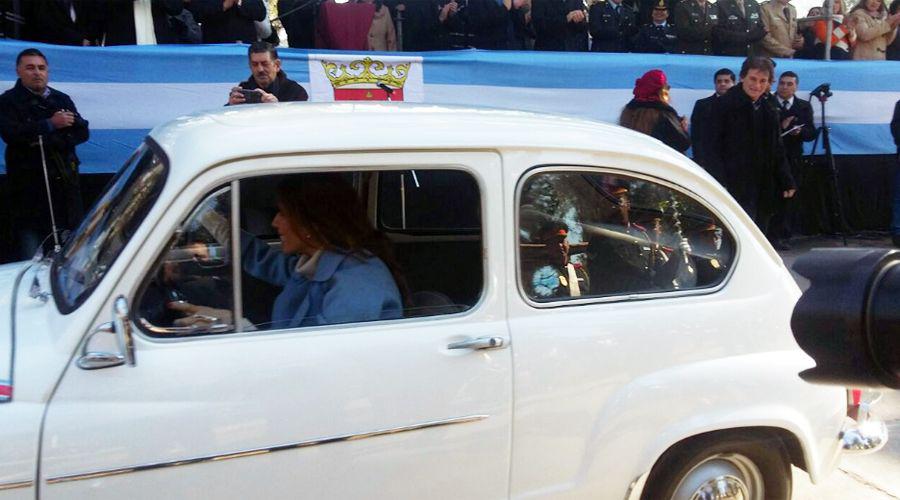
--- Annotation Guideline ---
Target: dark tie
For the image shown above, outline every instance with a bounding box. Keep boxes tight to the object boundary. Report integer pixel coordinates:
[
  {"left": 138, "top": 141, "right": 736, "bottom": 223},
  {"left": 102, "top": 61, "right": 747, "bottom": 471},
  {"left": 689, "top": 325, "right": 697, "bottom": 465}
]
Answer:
[
  {"left": 783, "top": 6, "right": 790, "bottom": 20},
  {"left": 781, "top": 99, "right": 789, "bottom": 111}
]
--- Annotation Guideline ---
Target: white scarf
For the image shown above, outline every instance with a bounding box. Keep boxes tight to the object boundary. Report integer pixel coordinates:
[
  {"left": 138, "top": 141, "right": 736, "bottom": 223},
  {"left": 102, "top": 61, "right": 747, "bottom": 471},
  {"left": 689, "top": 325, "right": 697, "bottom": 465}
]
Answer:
[{"left": 133, "top": 0, "right": 157, "bottom": 45}]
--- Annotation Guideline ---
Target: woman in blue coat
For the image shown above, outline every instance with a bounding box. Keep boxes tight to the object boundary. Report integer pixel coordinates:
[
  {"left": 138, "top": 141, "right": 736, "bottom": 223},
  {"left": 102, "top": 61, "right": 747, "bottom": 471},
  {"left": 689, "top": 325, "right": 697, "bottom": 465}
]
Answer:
[{"left": 172, "top": 174, "right": 405, "bottom": 330}]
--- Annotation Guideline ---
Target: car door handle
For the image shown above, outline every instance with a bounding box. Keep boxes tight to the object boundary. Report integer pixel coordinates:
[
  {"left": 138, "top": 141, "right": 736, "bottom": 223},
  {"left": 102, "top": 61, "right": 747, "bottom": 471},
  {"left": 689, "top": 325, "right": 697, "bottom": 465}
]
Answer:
[{"left": 447, "top": 336, "right": 506, "bottom": 350}]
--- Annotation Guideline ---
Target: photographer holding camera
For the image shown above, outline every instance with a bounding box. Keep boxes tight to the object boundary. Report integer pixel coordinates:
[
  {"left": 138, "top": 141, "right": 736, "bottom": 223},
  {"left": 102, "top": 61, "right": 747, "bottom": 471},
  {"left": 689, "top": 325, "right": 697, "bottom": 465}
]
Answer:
[{"left": 227, "top": 42, "right": 308, "bottom": 106}]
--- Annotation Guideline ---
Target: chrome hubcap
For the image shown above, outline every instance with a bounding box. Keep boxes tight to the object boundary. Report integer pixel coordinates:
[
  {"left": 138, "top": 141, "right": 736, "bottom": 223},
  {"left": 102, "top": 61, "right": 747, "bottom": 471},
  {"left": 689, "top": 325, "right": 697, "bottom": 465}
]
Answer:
[{"left": 671, "top": 453, "right": 764, "bottom": 500}]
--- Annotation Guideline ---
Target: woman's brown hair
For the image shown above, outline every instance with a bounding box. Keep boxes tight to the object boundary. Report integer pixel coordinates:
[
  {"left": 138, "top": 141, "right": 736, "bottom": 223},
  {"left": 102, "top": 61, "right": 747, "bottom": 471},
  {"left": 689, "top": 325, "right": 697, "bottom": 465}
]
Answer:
[{"left": 276, "top": 174, "right": 410, "bottom": 302}]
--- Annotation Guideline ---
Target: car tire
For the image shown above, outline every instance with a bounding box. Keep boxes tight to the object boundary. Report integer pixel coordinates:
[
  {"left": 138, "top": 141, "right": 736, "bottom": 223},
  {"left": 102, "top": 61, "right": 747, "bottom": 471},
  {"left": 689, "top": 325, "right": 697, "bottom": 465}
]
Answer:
[{"left": 640, "top": 432, "right": 791, "bottom": 500}]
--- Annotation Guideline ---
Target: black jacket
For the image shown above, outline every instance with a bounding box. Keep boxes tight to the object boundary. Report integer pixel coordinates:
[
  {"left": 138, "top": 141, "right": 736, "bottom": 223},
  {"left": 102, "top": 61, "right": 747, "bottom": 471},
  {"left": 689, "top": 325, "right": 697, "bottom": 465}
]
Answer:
[
  {"left": 713, "top": 0, "right": 766, "bottom": 56},
  {"left": 632, "top": 22, "right": 678, "bottom": 53},
  {"left": 710, "top": 85, "right": 794, "bottom": 220},
  {"left": 589, "top": 1, "right": 639, "bottom": 52},
  {"left": 437, "top": 0, "right": 508, "bottom": 49},
  {"left": 0, "top": 80, "right": 89, "bottom": 177},
  {"left": 236, "top": 71, "right": 309, "bottom": 103},
  {"left": 621, "top": 100, "right": 691, "bottom": 153},
  {"left": 23, "top": 0, "right": 99, "bottom": 45},
  {"left": 690, "top": 93, "right": 718, "bottom": 170},
  {"left": 96, "top": 0, "right": 185, "bottom": 45},
  {"left": 531, "top": 0, "right": 589, "bottom": 51},
  {"left": 674, "top": 0, "right": 716, "bottom": 54},
  {"left": 891, "top": 100, "right": 900, "bottom": 156},
  {"left": 776, "top": 96, "right": 816, "bottom": 161},
  {"left": 189, "top": 0, "right": 266, "bottom": 44}
]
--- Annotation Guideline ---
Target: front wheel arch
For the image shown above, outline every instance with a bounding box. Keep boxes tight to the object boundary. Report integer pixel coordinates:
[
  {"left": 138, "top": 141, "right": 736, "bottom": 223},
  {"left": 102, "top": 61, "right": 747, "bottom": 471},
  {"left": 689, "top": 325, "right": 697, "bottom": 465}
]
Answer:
[{"left": 640, "top": 428, "right": 800, "bottom": 500}]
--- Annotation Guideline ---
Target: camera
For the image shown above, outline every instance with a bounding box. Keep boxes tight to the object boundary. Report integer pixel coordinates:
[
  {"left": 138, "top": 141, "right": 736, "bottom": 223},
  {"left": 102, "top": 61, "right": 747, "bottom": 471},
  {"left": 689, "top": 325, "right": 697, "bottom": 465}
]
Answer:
[
  {"left": 810, "top": 82, "right": 833, "bottom": 100},
  {"left": 791, "top": 248, "right": 900, "bottom": 389},
  {"left": 240, "top": 89, "right": 262, "bottom": 104}
]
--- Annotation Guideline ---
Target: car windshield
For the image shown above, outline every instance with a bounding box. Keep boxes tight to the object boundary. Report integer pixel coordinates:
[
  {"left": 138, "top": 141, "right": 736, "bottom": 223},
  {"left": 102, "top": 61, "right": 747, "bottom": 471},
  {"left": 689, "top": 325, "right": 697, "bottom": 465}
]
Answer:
[{"left": 51, "top": 142, "right": 168, "bottom": 314}]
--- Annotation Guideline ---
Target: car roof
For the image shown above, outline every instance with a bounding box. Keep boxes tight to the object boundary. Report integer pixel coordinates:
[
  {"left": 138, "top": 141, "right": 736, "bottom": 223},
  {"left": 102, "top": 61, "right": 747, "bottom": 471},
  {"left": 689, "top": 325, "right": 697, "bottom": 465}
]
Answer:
[{"left": 148, "top": 102, "right": 697, "bottom": 180}]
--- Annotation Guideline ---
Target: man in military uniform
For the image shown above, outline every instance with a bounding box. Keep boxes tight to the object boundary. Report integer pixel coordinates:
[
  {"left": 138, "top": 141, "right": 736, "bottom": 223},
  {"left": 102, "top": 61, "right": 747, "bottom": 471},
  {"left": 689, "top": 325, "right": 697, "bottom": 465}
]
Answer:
[
  {"left": 589, "top": 0, "right": 639, "bottom": 52},
  {"left": 633, "top": 0, "right": 678, "bottom": 53},
  {"left": 523, "top": 224, "right": 590, "bottom": 300},
  {"left": 674, "top": 0, "right": 717, "bottom": 54},
  {"left": 713, "top": 0, "right": 767, "bottom": 56}
]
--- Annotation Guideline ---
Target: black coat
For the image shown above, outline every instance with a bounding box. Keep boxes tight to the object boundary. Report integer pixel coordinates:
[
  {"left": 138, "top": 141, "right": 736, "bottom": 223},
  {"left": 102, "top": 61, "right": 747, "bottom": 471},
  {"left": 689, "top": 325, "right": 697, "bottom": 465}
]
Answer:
[
  {"left": 23, "top": 0, "right": 99, "bottom": 45},
  {"left": 0, "top": 80, "right": 89, "bottom": 238},
  {"left": 189, "top": 0, "right": 266, "bottom": 44},
  {"left": 713, "top": 0, "right": 766, "bottom": 56},
  {"left": 531, "top": 0, "right": 589, "bottom": 51},
  {"left": 278, "top": 0, "right": 318, "bottom": 48},
  {"left": 710, "top": 85, "right": 795, "bottom": 221},
  {"left": 236, "top": 72, "right": 309, "bottom": 103},
  {"left": 96, "top": 0, "right": 185, "bottom": 45},
  {"left": 777, "top": 97, "right": 816, "bottom": 162},
  {"left": 589, "top": 1, "right": 639, "bottom": 52},
  {"left": 437, "top": 0, "right": 508, "bottom": 49},
  {"left": 621, "top": 99, "right": 691, "bottom": 153},
  {"left": 689, "top": 93, "right": 717, "bottom": 170}
]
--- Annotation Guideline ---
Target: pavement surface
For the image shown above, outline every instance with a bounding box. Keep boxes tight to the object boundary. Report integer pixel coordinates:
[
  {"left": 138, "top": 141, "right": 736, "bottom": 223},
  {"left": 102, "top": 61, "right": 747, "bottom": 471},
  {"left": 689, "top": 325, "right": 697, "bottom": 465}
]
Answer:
[{"left": 778, "top": 234, "right": 900, "bottom": 499}]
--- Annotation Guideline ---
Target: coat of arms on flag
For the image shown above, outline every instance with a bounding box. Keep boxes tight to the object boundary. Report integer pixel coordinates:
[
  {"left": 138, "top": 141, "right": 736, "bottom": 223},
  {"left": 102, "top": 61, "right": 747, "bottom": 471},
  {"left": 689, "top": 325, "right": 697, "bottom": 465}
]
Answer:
[{"left": 308, "top": 55, "right": 424, "bottom": 103}]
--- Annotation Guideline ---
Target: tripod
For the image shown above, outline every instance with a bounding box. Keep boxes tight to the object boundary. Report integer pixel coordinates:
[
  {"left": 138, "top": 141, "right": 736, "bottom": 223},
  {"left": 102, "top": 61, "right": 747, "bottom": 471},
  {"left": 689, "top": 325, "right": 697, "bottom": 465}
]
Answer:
[{"left": 808, "top": 87, "right": 849, "bottom": 245}]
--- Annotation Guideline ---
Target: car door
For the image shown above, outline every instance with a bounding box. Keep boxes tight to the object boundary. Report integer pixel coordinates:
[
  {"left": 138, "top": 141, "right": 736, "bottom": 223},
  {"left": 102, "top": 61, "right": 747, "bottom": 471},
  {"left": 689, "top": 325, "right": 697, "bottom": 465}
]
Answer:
[{"left": 38, "top": 152, "right": 512, "bottom": 500}]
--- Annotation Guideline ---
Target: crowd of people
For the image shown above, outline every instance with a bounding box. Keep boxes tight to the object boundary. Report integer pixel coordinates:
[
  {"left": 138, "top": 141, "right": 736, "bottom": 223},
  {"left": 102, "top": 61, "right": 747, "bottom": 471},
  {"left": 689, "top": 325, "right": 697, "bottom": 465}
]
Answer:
[
  {"left": 617, "top": 58, "right": 899, "bottom": 251},
  {"left": 0, "top": 0, "right": 898, "bottom": 60}
]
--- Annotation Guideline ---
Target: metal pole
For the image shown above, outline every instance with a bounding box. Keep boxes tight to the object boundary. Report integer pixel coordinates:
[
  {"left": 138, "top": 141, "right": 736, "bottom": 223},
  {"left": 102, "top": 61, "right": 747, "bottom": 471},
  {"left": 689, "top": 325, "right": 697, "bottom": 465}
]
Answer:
[
  {"left": 824, "top": 0, "right": 834, "bottom": 61},
  {"left": 37, "top": 136, "right": 61, "bottom": 252}
]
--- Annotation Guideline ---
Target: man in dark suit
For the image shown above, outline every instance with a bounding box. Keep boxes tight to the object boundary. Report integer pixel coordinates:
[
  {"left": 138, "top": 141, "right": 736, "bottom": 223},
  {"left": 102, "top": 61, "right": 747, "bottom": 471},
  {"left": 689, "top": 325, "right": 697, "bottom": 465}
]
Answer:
[
  {"left": 188, "top": 0, "right": 266, "bottom": 44},
  {"left": 769, "top": 70, "right": 815, "bottom": 249},
  {"left": 709, "top": 57, "right": 795, "bottom": 231},
  {"left": 691, "top": 68, "right": 734, "bottom": 173},
  {"left": 22, "top": 0, "right": 98, "bottom": 45},
  {"left": 532, "top": 0, "right": 589, "bottom": 51}
]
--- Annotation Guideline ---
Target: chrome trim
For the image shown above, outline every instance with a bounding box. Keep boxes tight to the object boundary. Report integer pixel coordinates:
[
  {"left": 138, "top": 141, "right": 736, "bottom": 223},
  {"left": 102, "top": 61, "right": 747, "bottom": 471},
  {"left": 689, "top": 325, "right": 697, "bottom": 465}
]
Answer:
[
  {"left": 46, "top": 414, "right": 488, "bottom": 485},
  {"left": 230, "top": 180, "right": 243, "bottom": 333},
  {"left": 0, "top": 480, "right": 33, "bottom": 491}
]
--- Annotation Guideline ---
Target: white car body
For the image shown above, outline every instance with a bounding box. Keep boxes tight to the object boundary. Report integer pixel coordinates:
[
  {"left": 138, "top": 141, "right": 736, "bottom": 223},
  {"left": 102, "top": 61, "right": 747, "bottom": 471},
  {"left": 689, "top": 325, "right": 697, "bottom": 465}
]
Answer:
[{"left": 0, "top": 103, "right": 876, "bottom": 499}]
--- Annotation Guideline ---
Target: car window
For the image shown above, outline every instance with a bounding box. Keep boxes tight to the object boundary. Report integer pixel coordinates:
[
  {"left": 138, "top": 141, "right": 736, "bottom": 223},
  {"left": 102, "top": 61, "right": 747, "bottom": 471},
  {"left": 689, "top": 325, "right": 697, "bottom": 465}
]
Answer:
[
  {"left": 136, "top": 170, "right": 483, "bottom": 338},
  {"left": 518, "top": 169, "right": 735, "bottom": 303},
  {"left": 136, "top": 186, "right": 235, "bottom": 336}
]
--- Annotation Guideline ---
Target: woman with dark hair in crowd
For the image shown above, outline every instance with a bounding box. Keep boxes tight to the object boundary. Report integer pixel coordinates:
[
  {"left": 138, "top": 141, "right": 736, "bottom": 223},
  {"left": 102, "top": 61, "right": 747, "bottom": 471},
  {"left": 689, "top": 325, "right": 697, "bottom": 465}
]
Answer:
[
  {"left": 796, "top": 7, "right": 823, "bottom": 59},
  {"left": 813, "top": 0, "right": 857, "bottom": 59},
  {"left": 849, "top": 0, "right": 900, "bottom": 60},
  {"left": 619, "top": 69, "right": 691, "bottom": 154},
  {"left": 173, "top": 174, "right": 405, "bottom": 330}
]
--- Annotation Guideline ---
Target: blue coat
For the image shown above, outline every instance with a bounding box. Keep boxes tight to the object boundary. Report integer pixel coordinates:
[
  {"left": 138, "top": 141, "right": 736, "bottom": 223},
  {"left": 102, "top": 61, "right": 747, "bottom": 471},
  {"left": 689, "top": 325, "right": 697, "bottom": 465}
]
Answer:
[{"left": 240, "top": 234, "right": 403, "bottom": 329}]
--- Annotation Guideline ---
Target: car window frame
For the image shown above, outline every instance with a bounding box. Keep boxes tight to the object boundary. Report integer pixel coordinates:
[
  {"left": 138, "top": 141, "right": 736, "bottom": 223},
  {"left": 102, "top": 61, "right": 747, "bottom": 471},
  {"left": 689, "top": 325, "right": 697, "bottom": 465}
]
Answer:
[
  {"left": 514, "top": 164, "right": 741, "bottom": 309},
  {"left": 129, "top": 159, "right": 492, "bottom": 344}
]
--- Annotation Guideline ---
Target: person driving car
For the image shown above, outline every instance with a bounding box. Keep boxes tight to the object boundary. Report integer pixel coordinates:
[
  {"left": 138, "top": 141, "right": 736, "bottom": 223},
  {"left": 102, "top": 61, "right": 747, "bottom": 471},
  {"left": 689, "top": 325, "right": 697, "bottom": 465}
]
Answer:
[{"left": 171, "top": 174, "right": 405, "bottom": 331}]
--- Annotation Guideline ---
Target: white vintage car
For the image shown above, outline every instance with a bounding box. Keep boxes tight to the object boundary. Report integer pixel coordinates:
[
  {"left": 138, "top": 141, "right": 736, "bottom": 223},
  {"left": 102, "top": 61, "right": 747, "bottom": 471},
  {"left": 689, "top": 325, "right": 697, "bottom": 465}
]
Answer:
[{"left": 0, "top": 103, "right": 887, "bottom": 499}]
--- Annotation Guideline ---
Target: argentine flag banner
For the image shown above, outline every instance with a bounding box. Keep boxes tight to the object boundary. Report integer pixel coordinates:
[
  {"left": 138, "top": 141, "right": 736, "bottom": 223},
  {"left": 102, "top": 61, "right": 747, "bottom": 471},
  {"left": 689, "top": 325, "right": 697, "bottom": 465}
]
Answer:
[{"left": 0, "top": 40, "right": 898, "bottom": 174}]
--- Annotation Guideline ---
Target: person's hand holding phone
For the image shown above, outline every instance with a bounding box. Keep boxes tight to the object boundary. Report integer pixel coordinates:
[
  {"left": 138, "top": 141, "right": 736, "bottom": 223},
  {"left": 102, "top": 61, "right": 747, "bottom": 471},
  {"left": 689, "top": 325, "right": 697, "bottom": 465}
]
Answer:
[{"left": 228, "top": 86, "right": 247, "bottom": 105}]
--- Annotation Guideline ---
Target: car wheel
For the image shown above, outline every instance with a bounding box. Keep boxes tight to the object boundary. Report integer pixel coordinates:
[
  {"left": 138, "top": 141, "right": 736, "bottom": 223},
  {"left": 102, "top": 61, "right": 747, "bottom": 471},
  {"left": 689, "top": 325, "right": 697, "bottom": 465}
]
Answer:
[{"left": 641, "top": 433, "right": 791, "bottom": 500}]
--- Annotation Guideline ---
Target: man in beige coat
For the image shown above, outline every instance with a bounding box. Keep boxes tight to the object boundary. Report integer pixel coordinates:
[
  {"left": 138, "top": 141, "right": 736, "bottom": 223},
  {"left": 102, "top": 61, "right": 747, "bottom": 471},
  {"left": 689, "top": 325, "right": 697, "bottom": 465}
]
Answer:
[{"left": 759, "top": 0, "right": 804, "bottom": 57}]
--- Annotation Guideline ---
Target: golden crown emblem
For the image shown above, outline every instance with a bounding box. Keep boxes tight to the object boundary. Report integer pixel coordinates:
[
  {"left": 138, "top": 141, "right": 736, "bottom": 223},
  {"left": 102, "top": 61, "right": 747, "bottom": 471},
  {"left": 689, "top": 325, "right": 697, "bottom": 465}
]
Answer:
[{"left": 322, "top": 57, "right": 411, "bottom": 89}]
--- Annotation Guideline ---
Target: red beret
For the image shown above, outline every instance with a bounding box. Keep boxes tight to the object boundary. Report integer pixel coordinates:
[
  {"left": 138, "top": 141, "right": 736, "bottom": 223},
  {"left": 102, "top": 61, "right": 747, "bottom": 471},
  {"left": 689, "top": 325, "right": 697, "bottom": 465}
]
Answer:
[{"left": 633, "top": 69, "right": 668, "bottom": 102}]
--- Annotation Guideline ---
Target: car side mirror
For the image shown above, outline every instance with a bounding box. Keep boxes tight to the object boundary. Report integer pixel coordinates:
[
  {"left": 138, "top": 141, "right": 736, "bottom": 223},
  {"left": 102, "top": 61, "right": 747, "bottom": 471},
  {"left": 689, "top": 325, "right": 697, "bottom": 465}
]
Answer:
[
  {"left": 791, "top": 248, "right": 900, "bottom": 389},
  {"left": 77, "top": 296, "right": 136, "bottom": 370}
]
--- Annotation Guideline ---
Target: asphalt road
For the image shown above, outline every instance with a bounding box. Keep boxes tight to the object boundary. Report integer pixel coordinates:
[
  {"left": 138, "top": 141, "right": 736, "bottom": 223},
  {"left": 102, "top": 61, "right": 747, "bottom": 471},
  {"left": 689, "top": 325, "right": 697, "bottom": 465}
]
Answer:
[{"left": 782, "top": 235, "right": 899, "bottom": 499}]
